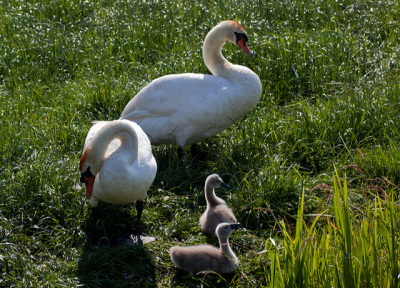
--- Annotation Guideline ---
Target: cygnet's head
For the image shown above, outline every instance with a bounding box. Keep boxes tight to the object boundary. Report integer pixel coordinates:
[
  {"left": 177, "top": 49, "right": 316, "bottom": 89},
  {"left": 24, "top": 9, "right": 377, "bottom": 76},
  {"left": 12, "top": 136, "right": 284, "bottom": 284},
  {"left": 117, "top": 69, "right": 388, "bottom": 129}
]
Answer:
[
  {"left": 215, "top": 222, "right": 240, "bottom": 238},
  {"left": 206, "top": 174, "right": 229, "bottom": 189}
]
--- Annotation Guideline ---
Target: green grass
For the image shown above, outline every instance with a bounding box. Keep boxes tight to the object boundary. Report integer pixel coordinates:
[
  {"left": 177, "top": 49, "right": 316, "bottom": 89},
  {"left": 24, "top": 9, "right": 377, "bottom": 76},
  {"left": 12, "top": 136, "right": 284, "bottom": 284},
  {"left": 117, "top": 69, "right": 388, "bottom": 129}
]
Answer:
[
  {"left": 262, "top": 173, "right": 399, "bottom": 287},
  {"left": 1, "top": 0, "right": 400, "bottom": 286}
]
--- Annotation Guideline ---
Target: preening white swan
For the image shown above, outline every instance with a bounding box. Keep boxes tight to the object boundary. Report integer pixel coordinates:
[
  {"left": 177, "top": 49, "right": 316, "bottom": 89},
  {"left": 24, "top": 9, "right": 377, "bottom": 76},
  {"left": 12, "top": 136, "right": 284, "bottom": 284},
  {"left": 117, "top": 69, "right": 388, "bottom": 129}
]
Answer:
[
  {"left": 199, "top": 174, "right": 237, "bottom": 236},
  {"left": 79, "top": 120, "right": 157, "bottom": 245},
  {"left": 170, "top": 222, "right": 240, "bottom": 274},
  {"left": 120, "top": 20, "right": 262, "bottom": 159}
]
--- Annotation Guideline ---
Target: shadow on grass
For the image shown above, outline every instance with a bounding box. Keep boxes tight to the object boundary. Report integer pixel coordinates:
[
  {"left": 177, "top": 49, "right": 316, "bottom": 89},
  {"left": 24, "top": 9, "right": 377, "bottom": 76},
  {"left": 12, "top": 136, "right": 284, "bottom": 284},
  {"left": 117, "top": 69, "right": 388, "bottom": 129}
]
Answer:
[
  {"left": 77, "top": 244, "right": 156, "bottom": 287},
  {"left": 170, "top": 269, "right": 239, "bottom": 287},
  {"left": 76, "top": 204, "right": 157, "bottom": 287}
]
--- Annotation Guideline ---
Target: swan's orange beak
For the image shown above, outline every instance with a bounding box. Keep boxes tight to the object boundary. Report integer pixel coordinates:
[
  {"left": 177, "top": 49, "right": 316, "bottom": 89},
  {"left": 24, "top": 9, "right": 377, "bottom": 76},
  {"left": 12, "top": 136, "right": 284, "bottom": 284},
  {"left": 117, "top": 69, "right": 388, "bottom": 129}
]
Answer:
[
  {"left": 237, "top": 38, "right": 252, "bottom": 57},
  {"left": 84, "top": 177, "right": 95, "bottom": 199}
]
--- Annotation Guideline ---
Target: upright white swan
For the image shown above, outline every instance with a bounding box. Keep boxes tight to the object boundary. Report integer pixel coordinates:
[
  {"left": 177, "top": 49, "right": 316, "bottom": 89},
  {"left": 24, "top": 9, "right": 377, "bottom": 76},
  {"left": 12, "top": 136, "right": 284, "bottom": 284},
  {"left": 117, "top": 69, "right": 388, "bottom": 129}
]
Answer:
[
  {"left": 199, "top": 174, "right": 237, "bottom": 236},
  {"left": 79, "top": 120, "right": 157, "bottom": 245},
  {"left": 170, "top": 222, "right": 240, "bottom": 274},
  {"left": 120, "top": 20, "right": 262, "bottom": 159}
]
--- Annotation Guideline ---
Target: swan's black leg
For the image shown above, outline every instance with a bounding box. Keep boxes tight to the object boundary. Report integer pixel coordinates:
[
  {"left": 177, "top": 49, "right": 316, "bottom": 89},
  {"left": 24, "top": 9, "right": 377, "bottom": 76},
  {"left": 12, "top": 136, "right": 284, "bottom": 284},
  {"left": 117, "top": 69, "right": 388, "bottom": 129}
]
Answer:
[
  {"left": 191, "top": 144, "right": 199, "bottom": 167},
  {"left": 134, "top": 200, "right": 144, "bottom": 245},
  {"left": 91, "top": 207, "right": 99, "bottom": 219},
  {"left": 177, "top": 146, "right": 184, "bottom": 163},
  {"left": 91, "top": 207, "right": 102, "bottom": 242}
]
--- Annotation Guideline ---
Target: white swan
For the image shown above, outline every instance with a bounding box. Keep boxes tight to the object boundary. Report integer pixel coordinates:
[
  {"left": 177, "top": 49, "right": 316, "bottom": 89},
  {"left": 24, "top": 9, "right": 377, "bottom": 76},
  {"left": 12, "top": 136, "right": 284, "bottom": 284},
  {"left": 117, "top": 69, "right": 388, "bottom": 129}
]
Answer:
[
  {"left": 199, "top": 174, "right": 237, "bottom": 236},
  {"left": 170, "top": 222, "right": 240, "bottom": 274},
  {"left": 120, "top": 20, "right": 262, "bottom": 159},
  {"left": 79, "top": 119, "right": 157, "bottom": 245}
]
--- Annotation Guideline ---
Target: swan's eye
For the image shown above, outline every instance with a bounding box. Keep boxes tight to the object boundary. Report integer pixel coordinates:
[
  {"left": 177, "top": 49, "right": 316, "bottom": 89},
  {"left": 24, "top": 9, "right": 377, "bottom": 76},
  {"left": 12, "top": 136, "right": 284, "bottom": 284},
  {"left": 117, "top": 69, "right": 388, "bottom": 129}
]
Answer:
[
  {"left": 80, "top": 166, "right": 94, "bottom": 183},
  {"left": 234, "top": 32, "right": 248, "bottom": 45}
]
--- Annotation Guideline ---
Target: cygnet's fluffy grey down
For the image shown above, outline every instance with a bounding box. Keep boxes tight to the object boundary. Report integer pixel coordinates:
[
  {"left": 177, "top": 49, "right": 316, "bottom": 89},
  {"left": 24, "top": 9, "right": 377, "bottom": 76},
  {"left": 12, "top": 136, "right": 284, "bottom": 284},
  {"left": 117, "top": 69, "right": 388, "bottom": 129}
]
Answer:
[
  {"left": 199, "top": 174, "right": 237, "bottom": 236},
  {"left": 170, "top": 222, "right": 240, "bottom": 274}
]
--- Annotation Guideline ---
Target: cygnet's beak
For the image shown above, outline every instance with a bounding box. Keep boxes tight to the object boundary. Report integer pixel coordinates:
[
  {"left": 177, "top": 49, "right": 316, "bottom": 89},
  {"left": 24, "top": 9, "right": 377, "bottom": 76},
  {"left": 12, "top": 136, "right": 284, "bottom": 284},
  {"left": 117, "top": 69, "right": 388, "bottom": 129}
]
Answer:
[
  {"left": 230, "top": 223, "right": 240, "bottom": 230},
  {"left": 220, "top": 182, "right": 229, "bottom": 188}
]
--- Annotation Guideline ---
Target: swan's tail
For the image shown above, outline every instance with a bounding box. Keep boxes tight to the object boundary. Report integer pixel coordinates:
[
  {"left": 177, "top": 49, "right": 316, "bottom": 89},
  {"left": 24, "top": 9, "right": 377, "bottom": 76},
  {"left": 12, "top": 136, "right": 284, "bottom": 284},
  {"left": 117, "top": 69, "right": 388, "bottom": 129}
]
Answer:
[
  {"left": 120, "top": 110, "right": 152, "bottom": 121},
  {"left": 91, "top": 120, "right": 112, "bottom": 125}
]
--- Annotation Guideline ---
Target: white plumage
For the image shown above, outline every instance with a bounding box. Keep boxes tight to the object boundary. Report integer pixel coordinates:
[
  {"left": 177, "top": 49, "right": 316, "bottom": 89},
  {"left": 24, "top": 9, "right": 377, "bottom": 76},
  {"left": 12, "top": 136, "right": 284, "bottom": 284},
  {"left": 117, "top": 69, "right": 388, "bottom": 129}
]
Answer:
[
  {"left": 120, "top": 20, "right": 262, "bottom": 152},
  {"left": 79, "top": 120, "right": 157, "bottom": 244}
]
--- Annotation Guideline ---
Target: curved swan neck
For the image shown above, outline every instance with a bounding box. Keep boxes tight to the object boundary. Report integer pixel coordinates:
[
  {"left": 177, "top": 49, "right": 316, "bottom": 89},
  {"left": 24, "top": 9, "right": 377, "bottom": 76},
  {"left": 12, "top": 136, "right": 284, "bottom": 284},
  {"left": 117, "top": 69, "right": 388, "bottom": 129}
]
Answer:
[
  {"left": 202, "top": 23, "right": 231, "bottom": 77},
  {"left": 89, "top": 122, "right": 138, "bottom": 167},
  {"left": 205, "top": 182, "right": 223, "bottom": 208}
]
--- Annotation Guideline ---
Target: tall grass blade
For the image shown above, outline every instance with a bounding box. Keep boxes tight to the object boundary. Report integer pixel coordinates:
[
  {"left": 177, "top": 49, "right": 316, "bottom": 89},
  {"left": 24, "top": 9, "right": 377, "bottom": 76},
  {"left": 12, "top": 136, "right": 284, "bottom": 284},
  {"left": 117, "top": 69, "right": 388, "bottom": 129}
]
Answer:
[{"left": 333, "top": 167, "right": 355, "bottom": 288}]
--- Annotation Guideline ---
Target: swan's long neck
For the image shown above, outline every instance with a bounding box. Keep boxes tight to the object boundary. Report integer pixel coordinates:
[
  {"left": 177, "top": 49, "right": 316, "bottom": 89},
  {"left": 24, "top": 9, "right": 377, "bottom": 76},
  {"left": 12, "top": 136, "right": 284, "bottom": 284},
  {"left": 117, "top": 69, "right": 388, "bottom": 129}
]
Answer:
[
  {"left": 202, "top": 22, "right": 262, "bottom": 114},
  {"left": 202, "top": 24, "right": 232, "bottom": 77},
  {"left": 89, "top": 122, "right": 138, "bottom": 170},
  {"left": 205, "top": 183, "right": 223, "bottom": 208},
  {"left": 219, "top": 234, "right": 238, "bottom": 265}
]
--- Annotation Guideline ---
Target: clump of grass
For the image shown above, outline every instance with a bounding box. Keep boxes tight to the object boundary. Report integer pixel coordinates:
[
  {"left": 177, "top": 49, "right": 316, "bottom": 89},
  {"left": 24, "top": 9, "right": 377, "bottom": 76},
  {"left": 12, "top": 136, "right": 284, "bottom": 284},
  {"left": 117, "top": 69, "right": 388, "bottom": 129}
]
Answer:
[{"left": 258, "top": 173, "right": 400, "bottom": 287}]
